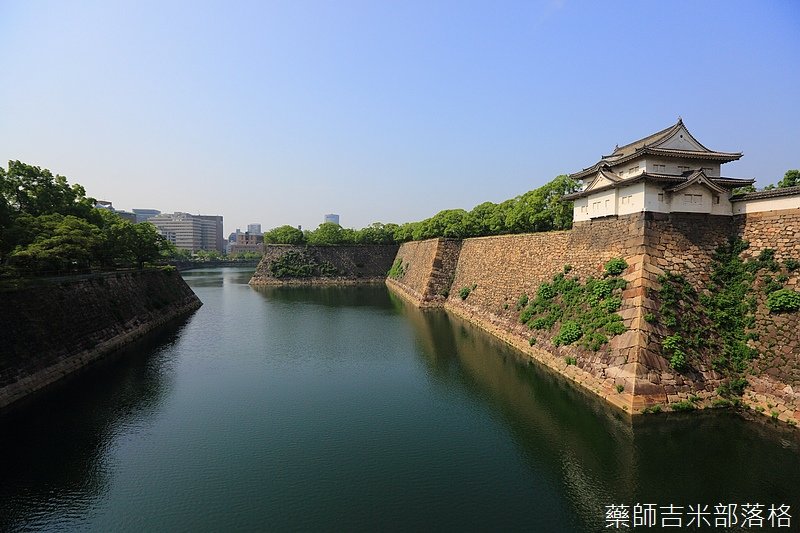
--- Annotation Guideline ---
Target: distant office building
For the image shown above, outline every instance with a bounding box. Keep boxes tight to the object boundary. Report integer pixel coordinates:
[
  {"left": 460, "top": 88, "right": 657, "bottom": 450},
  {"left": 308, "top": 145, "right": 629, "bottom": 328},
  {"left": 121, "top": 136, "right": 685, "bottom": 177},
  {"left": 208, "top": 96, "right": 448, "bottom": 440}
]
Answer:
[
  {"left": 324, "top": 214, "right": 340, "bottom": 225},
  {"left": 95, "top": 200, "right": 137, "bottom": 223},
  {"left": 149, "top": 212, "right": 225, "bottom": 253},
  {"left": 228, "top": 232, "right": 264, "bottom": 255},
  {"left": 132, "top": 209, "right": 161, "bottom": 223},
  {"left": 247, "top": 223, "right": 262, "bottom": 235}
]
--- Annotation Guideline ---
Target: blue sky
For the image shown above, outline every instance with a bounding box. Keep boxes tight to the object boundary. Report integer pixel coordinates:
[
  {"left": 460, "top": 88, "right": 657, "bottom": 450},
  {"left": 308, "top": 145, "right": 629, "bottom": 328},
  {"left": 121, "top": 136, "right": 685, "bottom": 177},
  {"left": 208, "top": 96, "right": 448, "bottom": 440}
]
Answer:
[{"left": 1, "top": 0, "right": 798, "bottom": 235}]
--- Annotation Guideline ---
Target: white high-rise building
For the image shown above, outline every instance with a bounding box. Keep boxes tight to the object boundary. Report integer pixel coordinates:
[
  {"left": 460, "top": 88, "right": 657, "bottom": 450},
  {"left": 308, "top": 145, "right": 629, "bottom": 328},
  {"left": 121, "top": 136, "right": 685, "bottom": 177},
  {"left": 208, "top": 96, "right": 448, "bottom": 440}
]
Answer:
[{"left": 324, "top": 214, "right": 340, "bottom": 225}]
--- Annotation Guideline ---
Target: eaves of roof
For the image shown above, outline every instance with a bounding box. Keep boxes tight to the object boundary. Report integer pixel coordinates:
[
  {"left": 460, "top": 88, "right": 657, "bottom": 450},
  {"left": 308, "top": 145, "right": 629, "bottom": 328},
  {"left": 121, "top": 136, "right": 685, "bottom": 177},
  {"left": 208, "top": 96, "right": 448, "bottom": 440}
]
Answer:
[{"left": 730, "top": 185, "right": 800, "bottom": 202}]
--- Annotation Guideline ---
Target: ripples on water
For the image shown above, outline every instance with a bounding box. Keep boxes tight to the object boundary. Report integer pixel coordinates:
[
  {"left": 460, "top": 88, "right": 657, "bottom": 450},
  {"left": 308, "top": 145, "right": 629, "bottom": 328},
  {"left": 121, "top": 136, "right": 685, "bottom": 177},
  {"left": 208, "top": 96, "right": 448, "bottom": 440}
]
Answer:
[{"left": 0, "top": 267, "right": 797, "bottom": 532}]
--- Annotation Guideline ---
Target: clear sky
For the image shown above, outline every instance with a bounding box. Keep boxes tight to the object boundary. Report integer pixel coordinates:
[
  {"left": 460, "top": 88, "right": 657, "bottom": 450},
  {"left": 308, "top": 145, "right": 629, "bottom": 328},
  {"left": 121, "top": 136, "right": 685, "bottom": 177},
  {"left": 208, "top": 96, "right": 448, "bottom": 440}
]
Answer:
[{"left": 1, "top": 1, "right": 798, "bottom": 235}]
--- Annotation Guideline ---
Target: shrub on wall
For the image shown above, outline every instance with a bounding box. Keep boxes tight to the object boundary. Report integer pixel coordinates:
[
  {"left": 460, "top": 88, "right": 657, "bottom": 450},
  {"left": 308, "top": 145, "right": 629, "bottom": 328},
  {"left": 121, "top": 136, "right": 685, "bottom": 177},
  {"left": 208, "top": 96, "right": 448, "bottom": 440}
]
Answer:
[
  {"left": 766, "top": 289, "right": 800, "bottom": 313},
  {"left": 603, "top": 258, "right": 628, "bottom": 276},
  {"left": 517, "top": 267, "right": 627, "bottom": 351},
  {"left": 269, "top": 250, "right": 338, "bottom": 278}
]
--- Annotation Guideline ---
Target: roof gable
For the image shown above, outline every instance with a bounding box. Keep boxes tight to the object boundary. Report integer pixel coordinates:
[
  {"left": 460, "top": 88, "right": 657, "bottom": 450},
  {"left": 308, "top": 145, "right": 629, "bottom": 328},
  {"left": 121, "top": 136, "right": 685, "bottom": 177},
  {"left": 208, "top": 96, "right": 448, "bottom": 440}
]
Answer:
[
  {"left": 666, "top": 170, "right": 727, "bottom": 195},
  {"left": 652, "top": 123, "right": 708, "bottom": 152},
  {"left": 584, "top": 168, "right": 621, "bottom": 192}
]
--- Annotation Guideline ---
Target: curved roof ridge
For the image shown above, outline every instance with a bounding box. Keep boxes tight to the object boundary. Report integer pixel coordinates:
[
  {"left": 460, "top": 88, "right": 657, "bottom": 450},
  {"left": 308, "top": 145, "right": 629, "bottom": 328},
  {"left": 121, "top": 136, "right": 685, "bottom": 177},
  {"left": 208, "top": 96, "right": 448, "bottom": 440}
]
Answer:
[{"left": 602, "top": 119, "right": 683, "bottom": 158}]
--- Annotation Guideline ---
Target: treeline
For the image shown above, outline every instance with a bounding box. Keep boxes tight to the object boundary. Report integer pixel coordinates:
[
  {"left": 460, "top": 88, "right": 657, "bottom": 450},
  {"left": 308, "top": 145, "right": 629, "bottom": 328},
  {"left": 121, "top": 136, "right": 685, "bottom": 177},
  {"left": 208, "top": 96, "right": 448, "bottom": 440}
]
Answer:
[
  {"left": 265, "top": 174, "right": 579, "bottom": 246},
  {"left": 735, "top": 169, "right": 799, "bottom": 194},
  {"left": 0, "top": 160, "right": 173, "bottom": 276}
]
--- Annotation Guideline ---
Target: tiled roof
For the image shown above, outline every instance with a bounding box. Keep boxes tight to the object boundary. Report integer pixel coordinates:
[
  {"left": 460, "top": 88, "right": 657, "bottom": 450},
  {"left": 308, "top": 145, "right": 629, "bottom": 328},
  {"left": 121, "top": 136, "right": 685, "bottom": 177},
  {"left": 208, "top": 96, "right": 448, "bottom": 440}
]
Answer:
[
  {"left": 730, "top": 185, "right": 800, "bottom": 202},
  {"left": 604, "top": 120, "right": 685, "bottom": 159},
  {"left": 570, "top": 120, "right": 743, "bottom": 180},
  {"left": 562, "top": 171, "right": 754, "bottom": 201}
]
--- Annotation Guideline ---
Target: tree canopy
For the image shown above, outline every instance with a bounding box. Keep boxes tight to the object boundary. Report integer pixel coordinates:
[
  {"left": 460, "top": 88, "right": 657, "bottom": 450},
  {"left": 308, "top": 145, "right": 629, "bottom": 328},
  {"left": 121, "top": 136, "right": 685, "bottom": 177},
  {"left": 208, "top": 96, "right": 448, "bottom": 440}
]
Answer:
[
  {"left": 262, "top": 174, "right": 579, "bottom": 246},
  {"left": 1, "top": 160, "right": 173, "bottom": 276}
]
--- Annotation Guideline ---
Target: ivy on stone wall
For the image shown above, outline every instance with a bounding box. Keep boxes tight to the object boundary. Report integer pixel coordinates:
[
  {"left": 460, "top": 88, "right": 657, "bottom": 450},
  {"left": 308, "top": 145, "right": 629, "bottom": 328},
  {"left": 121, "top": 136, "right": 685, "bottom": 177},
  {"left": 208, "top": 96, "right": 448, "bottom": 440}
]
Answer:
[
  {"left": 655, "top": 238, "right": 799, "bottom": 398},
  {"left": 268, "top": 250, "right": 338, "bottom": 278},
  {"left": 517, "top": 262, "right": 628, "bottom": 351}
]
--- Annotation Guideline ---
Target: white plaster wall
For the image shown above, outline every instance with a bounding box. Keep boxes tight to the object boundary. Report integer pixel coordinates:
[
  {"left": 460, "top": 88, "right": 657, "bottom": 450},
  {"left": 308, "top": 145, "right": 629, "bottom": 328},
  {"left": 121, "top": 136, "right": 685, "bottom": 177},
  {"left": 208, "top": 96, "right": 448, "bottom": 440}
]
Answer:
[
  {"left": 617, "top": 182, "right": 645, "bottom": 216},
  {"left": 587, "top": 189, "right": 618, "bottom": 218},
  {"left": 636, "top": 157, "right": 721, "bottom": 176},
  {"left": 711, "top": 192, "right": 733, "bottom": 216},
  {"left": 643, "top": 181, "right": 671, "bottom": 213},
  {"left": 733, "top": 195, "right": 800, "bottom": 214},
  {"left": 573, "top": 197, "right": 590, "bottom": 222},
  {"left": 670, "top": 183, "right": 712, "bottom": 214}
]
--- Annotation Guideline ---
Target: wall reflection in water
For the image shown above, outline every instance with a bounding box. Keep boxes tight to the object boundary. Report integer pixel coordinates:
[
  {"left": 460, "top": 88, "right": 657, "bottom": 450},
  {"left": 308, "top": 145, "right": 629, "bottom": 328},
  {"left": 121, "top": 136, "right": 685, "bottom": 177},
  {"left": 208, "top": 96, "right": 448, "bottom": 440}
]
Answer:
[
  {"left": 0, "top": 318, "right": 190, "bottom": 532},
  {"left": 390, "top": 293, "right": 800, "bottom": 530}
]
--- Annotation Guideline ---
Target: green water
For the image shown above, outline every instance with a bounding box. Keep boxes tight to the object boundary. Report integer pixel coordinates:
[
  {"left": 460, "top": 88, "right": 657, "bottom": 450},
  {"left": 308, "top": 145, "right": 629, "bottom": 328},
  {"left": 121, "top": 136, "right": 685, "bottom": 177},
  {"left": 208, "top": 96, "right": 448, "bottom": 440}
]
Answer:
[{"left": 1, "top": 267, "right": 798, "bottom": 532}]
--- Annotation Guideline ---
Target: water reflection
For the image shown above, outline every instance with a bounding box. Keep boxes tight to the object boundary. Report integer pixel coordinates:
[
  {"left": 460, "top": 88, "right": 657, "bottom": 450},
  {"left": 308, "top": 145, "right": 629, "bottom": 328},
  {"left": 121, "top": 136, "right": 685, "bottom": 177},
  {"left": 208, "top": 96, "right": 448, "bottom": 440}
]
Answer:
[
  {"left": 0, "top": 318, "right": 190, "bottom": 531},
  {"left": 395, "top": 297, "right": 800, "bottom": 530},
  {"left": 253, "top": 283, "right": 396, "bottom": 310}
]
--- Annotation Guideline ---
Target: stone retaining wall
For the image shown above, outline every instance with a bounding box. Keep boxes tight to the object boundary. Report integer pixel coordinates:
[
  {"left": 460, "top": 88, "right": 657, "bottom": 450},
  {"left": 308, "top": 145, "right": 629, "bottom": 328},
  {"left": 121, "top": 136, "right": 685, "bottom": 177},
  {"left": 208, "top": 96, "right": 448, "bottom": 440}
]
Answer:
[
  {"left": 386, "top": 238, "right": 462, "bottom": 307},
  {"left": 0, "top": 269, "right": 202, "bottom": 410},
  {"left": 387, "top": 209, "right": 800, "bottom": 421},
  {"left": 249, "top": 245, "right": 399, "bottom": 285}
]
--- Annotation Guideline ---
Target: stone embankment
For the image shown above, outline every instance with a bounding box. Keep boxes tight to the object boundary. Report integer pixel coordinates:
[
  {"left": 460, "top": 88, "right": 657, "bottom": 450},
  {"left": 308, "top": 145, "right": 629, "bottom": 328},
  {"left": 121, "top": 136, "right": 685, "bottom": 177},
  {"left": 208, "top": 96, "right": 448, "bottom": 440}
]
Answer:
[
  {"left": 387, "top": 209, "right": 800, "bottom": 423},
  {"left": 249, "top": 244, "right": 399, "bottom": 285},
  {"left": 0, "top": 269, "right": 202, "bottom": 410}
]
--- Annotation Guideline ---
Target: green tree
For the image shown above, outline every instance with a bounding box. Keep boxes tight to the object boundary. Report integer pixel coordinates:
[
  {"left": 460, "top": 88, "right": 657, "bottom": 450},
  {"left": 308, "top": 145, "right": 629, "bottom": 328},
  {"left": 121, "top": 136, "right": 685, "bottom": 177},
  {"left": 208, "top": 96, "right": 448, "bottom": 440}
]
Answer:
[
  {"left": 264, "top": 225, "right": 305, "bottom": 244},
  {"left": 355, "top": 222, "right": 398, "bottom": 244},
  {"left": 778, "top": 169, "right": 799, "bottom": 188},
  {"left": 9, "top": 215, "right": 102, "bottom": 273},
  {"left": 0, "top": 160, "right": 97, "bottom": 220},
  {"left": 306, "top": 222, "right": 355, "bottom": 245}
]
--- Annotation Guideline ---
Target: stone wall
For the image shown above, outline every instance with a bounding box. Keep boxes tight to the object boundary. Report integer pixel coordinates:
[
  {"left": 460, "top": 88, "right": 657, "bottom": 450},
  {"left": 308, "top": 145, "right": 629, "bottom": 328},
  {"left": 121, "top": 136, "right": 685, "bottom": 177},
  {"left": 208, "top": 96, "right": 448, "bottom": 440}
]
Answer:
[
  {"left": 387, "top": 209, "right": 800, "bottom": 421},
  {"left": 385, "top": 238, "right": 462, "bottom": 307},
  {"left": 441, "top": 215, "right": 659, "bottom": 411},
  {"left": 249, "top": 244, "right": 399, "bottom": 285},
  {"left": 0, "top": 269, "right": 202, "bottom": 410},
  {"left": 736, "top": 209, "right": 800, "bottom": 422}
]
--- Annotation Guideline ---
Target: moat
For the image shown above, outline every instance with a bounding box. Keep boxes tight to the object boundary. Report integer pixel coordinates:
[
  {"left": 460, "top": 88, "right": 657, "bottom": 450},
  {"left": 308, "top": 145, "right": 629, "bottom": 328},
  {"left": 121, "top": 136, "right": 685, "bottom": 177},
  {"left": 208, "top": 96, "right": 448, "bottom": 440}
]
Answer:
[{"left": 1, "top": 267, "right": 798, "bottom": 531}]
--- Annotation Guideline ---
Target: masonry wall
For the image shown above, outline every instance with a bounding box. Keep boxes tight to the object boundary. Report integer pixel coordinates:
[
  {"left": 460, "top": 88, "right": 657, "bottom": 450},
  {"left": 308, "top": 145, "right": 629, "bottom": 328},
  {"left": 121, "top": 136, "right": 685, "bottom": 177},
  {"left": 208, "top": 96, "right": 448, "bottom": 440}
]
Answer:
[
  {"left": 736, "top": 209, "right": 800, "bottom": 419},
  {"left": 387, "top": 209, "right": 800, "bottom": 420},
  {"left": 440, "top": 215, "right": 657, "bottom": 411},
  {"left": 0, "top": 269, "right": 202, "bottom": 410},
  {"left": 249, "top": 244, "right": 399, "bottom": 285},
  {"left": 386, "top": 238, "right": 462, "bottom": 307}
]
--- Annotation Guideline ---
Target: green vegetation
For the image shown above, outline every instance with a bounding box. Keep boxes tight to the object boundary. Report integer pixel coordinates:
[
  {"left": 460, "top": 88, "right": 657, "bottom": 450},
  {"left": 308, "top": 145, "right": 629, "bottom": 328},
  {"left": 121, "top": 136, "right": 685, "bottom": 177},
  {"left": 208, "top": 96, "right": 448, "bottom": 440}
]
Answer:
[
  {"left": 564, "top": 357, "right": 577, "bottom": 366},
  {"left": 529, "top": 337, "right": 537, "bottom": 346},
  {"left": 517, "top": 264, "right": 628, "bottom": 351},
  {"left": 734, "top": 169, "right": 799, "bottom": 193},
  {"left": 655, "top": 238, "right": 798, "bottom": 402},
  {"left": 603, "top": 257, "right": 628, "bottom": 276},
  {"left": 0, "top": 160, "right": 173, "bottom": 277},
  {"left": 615, "top": 384, "right": 624, "bottom": 393},
  {"left": 263, "top": 225, "right": 305, "bottom": 244},
  {"left": 766, "top": 289, "right": 800, "bottom": 313},
  {"left": 554, "top": 321, "right": 582, "bottom": 346},
  {"left": 260, "top": 174, "right": 579, "bottom": 246},
  {"left": 268, "top": 250, "right": 338, "bottom": 278},
  {"left": 387, "top": 258, "right": 406, "bottom": 279},
  {"left": 459, "top": 284, "right": 477, "bottom": 300},
  {"left": 670, "top": 400, "right": 696, "bottom": 412}
]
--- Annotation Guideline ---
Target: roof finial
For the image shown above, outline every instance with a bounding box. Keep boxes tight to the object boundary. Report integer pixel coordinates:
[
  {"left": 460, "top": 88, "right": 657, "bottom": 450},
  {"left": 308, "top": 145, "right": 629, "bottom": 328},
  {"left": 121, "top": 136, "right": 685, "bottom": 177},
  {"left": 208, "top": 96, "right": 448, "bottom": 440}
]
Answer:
[{"left": 678, "top": 115, "right": 683, "bottom": 123}]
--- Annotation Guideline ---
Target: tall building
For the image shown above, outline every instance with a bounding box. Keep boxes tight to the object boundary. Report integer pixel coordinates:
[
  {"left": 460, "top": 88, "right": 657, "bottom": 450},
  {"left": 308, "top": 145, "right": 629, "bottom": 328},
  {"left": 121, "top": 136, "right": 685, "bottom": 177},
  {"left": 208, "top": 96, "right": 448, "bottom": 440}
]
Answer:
[
  {"left": 149, "top": 212, "right": 225, "bottom": 253},
  {"left": 247, "top": 223, "right": 262, "bottom": 235},
  {"left": 132, "top": 209, "right": 161, "bottom": 223},
  {"left": 324, "top": 213, "right": 340, "bottom": 225}
]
